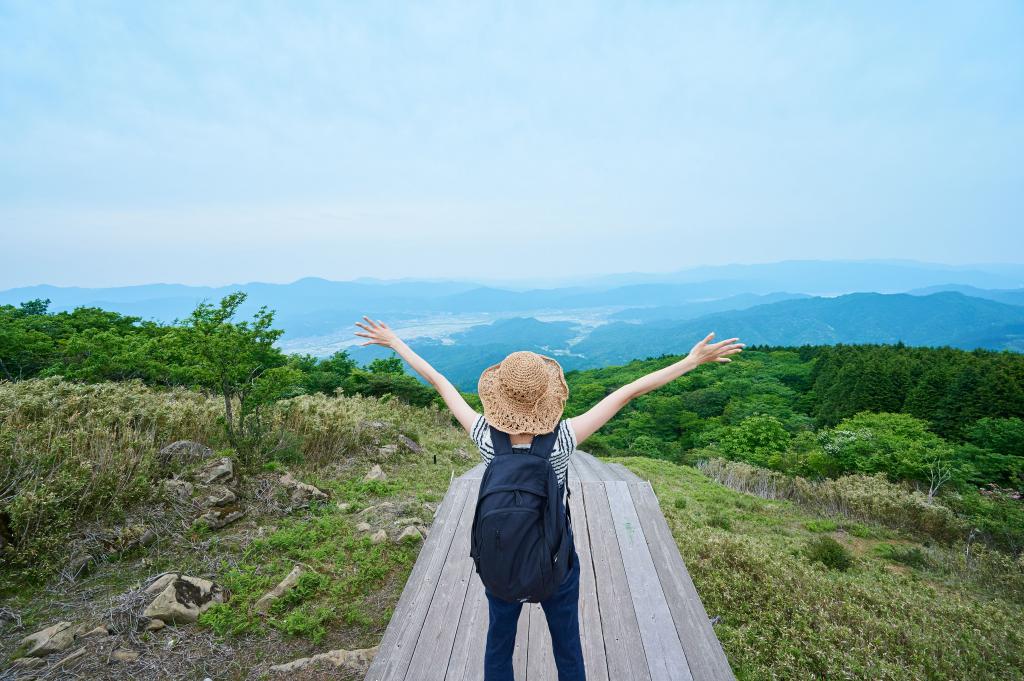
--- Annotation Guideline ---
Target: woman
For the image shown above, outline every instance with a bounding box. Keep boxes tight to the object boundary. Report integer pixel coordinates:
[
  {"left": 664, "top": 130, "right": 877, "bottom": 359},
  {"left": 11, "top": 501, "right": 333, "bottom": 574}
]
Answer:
[{"left": 354, "top": 316, "right": 743, "bottom": 681}]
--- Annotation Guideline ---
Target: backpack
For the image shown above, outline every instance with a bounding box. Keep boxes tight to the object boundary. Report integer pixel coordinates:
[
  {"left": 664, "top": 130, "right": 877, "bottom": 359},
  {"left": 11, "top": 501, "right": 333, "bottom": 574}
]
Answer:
[{"left": 470, "top": 422, "right": 573, "bottom": 603}]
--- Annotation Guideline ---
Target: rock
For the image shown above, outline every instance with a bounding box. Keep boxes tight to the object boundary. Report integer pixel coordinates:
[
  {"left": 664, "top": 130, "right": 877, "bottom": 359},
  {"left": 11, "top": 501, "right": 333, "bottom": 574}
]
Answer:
[
  {"left": 356, "top": 522, "right": 372, "bottom": 533},
  {"left": 280, "top": 472, "right": 328, "bottom": 502},
  {"left": 200, "top": 485, "right": 237, "bottom": 508},
  {"left": 397, "top": 526, "right": 422, "bottom": 543},
  {"left": 143, "top": 575, "right": 226, "bottom": 624},
  {"left": 197, "top": 505, "right": 246, "bottom": 530},
  {"left": 110, "top": 647, "right": 140, "bottom": 663},
  {"left": 67, "top": 552, "right": 94, "bottom": 579},
  {"left": 371, "top": 530, "right": 388, "bottom": 544},
  {"left": 78, "top": 624, "right": 111, "bottom": 639},
  {"left": 268, "top": 645, "right": 379, "bottom": 674},
  {"left": 11, "top": 656, "right": 46, "bottom": 670},
  {"left": 454, "top": 447, "right": 471, "bottom": 460},
  {"left": 18, "top": 621, "right": 75, "bottom": 657},
  {"left": 145, "top": 619, "right": 165, "bottom": 632},
  {"left": 161, "top": 478, "right": 195, "bottom": 503},
  {"left": 396, "top": 516, "right": 424, "bottom": 527},
  {"left": 51, "top": 647, "right": 87, "bottom": 671},
  {"left": 377, "top": 444, "right": 399, "bottom": 457},
  {"left": 254, "top": 565, "right": 305, "bottom": 615},
  {"left": 365, "top": 464, "right": 387, "bottom": 481},
  {"left": 337, "top": 502, "right": 352, "bottom": 513},
  {"left": 137, "top": 528, "right": 158, "bottom": 548},
  {"left": 144, "top": 572, "right": 178, "bottom": 595},
  {"left": 194, "top": 457, "right": 236, "bottom": 486},
  {"left": 398, "top": 434, "right": 423, "bottom": 454},
  {"left": 158, "top": 440, "right": 213, "bottom": 470},
  {"left": 358, "top": 501, "right": 396, "bottom": 518},
  {"left": 360, "top": 420, "right": 389, "bottom": 429},
  {"left": 423, "top": 501, "right": 438, "bottom": 516}
]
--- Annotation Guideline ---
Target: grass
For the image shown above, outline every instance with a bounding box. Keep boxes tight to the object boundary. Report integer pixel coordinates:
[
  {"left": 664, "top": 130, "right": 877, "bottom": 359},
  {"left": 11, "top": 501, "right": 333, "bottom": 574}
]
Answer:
[{"left": 613, "top": 456, "right": 1024, "bottom": 681}]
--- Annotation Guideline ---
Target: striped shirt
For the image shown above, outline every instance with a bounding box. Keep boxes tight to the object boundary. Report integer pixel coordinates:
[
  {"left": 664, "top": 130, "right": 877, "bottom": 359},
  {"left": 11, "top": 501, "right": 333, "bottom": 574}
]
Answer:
[{"left": 470, "top": 413, "right": 578, "bottom": 489}]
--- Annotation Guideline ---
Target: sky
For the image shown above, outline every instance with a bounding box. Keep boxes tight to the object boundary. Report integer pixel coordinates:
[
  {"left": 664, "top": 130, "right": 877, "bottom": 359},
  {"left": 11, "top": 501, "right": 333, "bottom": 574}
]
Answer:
[{"left": 1, "top": 1, "right": 1022, "bottom": 289}]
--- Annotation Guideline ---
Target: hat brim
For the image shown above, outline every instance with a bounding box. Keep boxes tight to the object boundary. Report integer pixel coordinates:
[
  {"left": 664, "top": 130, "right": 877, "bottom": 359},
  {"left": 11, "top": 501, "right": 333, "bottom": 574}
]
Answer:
[{"left": 477, "top": 353, "right": 568, "bottom": 434}]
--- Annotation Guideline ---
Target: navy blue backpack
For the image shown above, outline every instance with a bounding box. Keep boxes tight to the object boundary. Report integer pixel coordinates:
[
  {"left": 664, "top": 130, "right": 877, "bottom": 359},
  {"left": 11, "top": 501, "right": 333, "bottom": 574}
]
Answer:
[{"left": 470, "top": 423, "right": 573, "bottom": 603}]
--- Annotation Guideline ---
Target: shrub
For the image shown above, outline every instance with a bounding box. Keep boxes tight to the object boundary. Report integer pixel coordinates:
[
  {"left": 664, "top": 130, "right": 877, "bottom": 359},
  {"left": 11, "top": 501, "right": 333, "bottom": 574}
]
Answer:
[
  {"left": 804, "top": 535, "right": 854, "bottom": 571},
  {"left": 695, "top": 457, "right": 967, "bottom": 543}
]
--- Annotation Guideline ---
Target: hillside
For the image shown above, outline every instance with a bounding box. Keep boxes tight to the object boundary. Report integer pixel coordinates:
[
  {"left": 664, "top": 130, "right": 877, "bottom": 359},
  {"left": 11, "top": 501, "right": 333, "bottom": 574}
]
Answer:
[
  {"left": 572, "top": 291, "right": 1024, "bottom": 365},
  {"left": 1, "top": 379, "right": 1021, "bottom": 680}
]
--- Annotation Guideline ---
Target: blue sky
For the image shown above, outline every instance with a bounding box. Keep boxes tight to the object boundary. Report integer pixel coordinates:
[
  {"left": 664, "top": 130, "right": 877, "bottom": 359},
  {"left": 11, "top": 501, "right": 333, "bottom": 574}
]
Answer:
[{"left": 1, "top": 1, "right": 1022, "bottom": 288}]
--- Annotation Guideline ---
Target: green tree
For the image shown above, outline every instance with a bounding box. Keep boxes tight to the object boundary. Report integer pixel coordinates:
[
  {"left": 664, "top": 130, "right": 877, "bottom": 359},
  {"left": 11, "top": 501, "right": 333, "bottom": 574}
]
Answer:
[{"left": 176, "top": 292, "right": 291, "bottom": 452}]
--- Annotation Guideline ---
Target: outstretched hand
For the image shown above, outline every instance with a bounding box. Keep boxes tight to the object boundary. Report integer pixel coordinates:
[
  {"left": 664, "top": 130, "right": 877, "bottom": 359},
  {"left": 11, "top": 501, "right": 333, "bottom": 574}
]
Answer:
[
  {"left": 354, "top": 316, "right": 401, "bottom": 348},
  {"left": 687, "top": 332, "right": 745, "bottom": 365}
]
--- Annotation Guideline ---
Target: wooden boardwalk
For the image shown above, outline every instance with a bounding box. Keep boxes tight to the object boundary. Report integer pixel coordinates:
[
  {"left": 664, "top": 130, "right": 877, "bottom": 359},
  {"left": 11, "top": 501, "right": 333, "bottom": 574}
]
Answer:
[{"left": 365, "top": 451, "right": 735, "bottom": 681}]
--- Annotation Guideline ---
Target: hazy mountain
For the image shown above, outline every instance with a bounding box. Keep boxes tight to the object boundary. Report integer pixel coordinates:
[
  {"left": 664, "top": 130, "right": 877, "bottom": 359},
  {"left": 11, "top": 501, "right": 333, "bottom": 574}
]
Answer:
[
  {"left": 608, "top": 292, "right": 810, "bottom": 322},
  {"left": 355, "top": 292, "right": 1024, "bottom": 389},
  {"left": 908, "top": 284, "right": 1024, "bottom": 307},
  {"left": 573, "top": 292, "right": 1024, "bottom": 365}
]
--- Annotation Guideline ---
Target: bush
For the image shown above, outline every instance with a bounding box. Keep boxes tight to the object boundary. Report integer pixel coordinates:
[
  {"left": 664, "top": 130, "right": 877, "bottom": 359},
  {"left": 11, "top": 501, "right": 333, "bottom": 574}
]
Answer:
[
  {"left": 696, "top": 457, "right": 967, "bottom": 543},
  {"left": 804, "top": 536, "right": 854, "bottom": 571}
]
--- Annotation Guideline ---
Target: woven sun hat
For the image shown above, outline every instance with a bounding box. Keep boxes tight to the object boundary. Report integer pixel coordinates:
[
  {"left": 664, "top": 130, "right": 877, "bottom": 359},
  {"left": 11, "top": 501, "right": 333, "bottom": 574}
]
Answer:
[{"left": 478, "top": 350, "right": 569, "bottom": 435}]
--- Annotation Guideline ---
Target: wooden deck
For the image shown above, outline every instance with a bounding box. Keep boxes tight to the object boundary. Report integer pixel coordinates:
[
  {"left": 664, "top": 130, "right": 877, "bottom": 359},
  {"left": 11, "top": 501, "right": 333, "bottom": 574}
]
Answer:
[{"left": 365, "top": 451, "right": 735, "bottom": 681}]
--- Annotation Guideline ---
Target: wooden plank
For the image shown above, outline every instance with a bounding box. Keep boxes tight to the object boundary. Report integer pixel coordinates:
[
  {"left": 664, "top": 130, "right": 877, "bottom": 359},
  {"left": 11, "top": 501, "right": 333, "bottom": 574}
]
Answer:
[
  {"left": 461, "top": 463, "right": 485, "bottom": 480},
  {"left": 606, "top": 481, "right": 693, "bottom": 681},
  {"left": 443, "top": 573, "right": 488, "bottom": 681},
  {"left": 365, "top": 479, "right": 473, "bottom": 681},
  {"left": 629, "top": 482, "right": 736, "bottom": 681},
  {"left": 407, "top": 482, "right": 480, "bottom": 681},
  {"left": 572, "top": 451, "right": 609, "bottom": 482},
  {"left": 569, "top": 452, "right": 601, "bottom": 482},
  {"left": 607, "top": 462, "right": 643, "bottom": 482},
  {"left": 527, "top": 603, "right": 557, "bottom": 680},
  {"left": 582, "top": 481, "right": 652, "bottom": 681},
  {"left": 568, "top": 476, "right": 609, "bottom": 681},
  {"left": 514, "top": 607, "right": 530, "bottom": 681}
]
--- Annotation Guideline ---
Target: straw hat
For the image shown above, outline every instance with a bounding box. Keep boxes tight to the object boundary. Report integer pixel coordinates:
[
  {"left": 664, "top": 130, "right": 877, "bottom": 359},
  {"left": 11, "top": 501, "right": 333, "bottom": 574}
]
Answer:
[{"left": 478, "top": 351, "right": 569, "bottom": 435}]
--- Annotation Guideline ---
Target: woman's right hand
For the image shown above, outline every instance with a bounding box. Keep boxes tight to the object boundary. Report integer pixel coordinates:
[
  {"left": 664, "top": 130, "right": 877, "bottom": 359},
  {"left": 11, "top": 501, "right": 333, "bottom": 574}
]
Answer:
[
  {"left": 354, "top": 316, "right": 402, "bottom": 348},
  {"left": 686, "top": 332, "right": 745, "bottom": 365}
]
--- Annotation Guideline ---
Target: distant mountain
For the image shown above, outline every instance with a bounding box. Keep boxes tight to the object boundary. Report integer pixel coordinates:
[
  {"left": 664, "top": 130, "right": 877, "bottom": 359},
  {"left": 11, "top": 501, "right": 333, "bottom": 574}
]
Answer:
[
  {"left": 608, "top": 292, "right": 810, "bottom": 323},
  {"left": 572, "top": 292, "right": 1024, "bottom": 365},
  {"left": 908, "top": 284, "right": 1024, "bottom": 307}
]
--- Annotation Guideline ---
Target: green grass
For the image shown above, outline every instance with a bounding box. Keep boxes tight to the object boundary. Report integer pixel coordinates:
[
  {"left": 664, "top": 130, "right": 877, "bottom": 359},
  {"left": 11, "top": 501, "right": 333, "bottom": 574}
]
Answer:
[{"left": 613, "top": 456, "right": 1024, "bottom": 681}]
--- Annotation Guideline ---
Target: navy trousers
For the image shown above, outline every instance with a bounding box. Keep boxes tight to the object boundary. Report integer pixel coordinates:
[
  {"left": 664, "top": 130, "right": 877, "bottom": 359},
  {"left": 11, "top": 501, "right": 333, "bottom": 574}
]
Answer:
[{"left": 483, "top": 548, "right": 586, "bottom": 681}]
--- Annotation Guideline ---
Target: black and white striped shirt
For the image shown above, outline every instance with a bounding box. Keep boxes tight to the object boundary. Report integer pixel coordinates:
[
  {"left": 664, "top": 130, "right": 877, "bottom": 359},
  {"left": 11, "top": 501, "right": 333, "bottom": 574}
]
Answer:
[{"left": 470, "top": 413, "right": 578, "bottom": 489}]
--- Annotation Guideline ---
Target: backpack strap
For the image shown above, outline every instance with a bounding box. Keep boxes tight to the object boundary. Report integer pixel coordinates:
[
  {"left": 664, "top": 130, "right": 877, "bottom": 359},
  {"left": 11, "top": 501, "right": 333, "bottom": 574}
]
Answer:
[{"left": 488, "top": 424, "right": 559, "bottom": 460}]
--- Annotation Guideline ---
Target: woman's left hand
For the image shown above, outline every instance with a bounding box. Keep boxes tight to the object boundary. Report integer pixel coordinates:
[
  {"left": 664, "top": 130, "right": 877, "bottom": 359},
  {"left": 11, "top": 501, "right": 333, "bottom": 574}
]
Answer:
[{"left": 354, "top": 316, "right": 401, "bottom": 348}]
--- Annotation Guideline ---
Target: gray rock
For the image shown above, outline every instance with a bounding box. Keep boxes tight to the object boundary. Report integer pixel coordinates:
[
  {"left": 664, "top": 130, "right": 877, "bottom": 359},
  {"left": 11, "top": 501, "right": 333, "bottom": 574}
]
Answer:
[
  {"left": 197, "top": 505, "right": 246, "bottom": 530},
  {"left": 371, "top": 530, "right": 388, "bottom": 544},
  {"left": 144, "top": 572, "right": 178, "bottom": 595},
  {"left": 398, "top": 434, "right": 423, "bottom": 454},
  {"left": 195, "top": 457, "right": 236, "bottom": 486},
  {"left": 356, "top": 522, "right": 372, "bottom": 533},
  {"left": 268, "top": 645, "right": 379, "bottom": 674},
  {"left": 67, "top": 552, "right": 94, "bottom": 579},
  {"left": 200, "top": 485, "right": 237, "bottom": 508},
  {"left": 397, "top": 526, "right": 422, "bottom": 543},
  {"left": 158, "top": 440, "right": 213, "bottom": 470},
  {"left": 145, "top": 619, "right": 165, "bottom": 631},
  {"left": 377, "top": 444, "right": 399, "bottom": 457},
  {"left": 396, "top": 516, "right": 424, "bottom": 527},
  {"left": 337, "top": 502, "right": 352, "bottom": 513},
  {"left": 254, "top": 565, "right": 304, "bottom": 615},
  {"left": 143, "top": 575, "right": 226, "bottom": 624},
  {"left": 364, "top": 464, "right": 387, "bottom": 481},
  {"left": 11, "top": 656, "right": 47, "bottom": 670},
  {"left": 78, "top": 624, "right": 111, "bottom": 639},
  {"left": 18, "top": 621, "right": 75, "bottom": 657},
  {"left": 280, "top": 472, "right": 328, "bottom": 502},
  {"left": 359, "top": 420, "right": 389, "bottom": 430},
  {"left": 161, "top": 478, "right": 195, "bottom": 503}
]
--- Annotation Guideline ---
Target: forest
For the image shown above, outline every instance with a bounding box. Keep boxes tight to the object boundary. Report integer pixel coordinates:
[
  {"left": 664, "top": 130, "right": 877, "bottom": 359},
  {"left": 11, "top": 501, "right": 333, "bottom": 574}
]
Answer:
[{"left": 3, "top": 294, "right": 1022, "bottom": 556}]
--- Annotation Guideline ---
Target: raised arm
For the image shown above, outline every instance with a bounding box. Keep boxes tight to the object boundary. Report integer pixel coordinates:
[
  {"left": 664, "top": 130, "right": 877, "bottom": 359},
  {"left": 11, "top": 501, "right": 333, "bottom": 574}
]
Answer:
[
  {"left": 354, "top": 316, "right": 479, "bottom": 434},
  {"left": 569, "top": 332, "right": 744, "bottom": 444}
]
